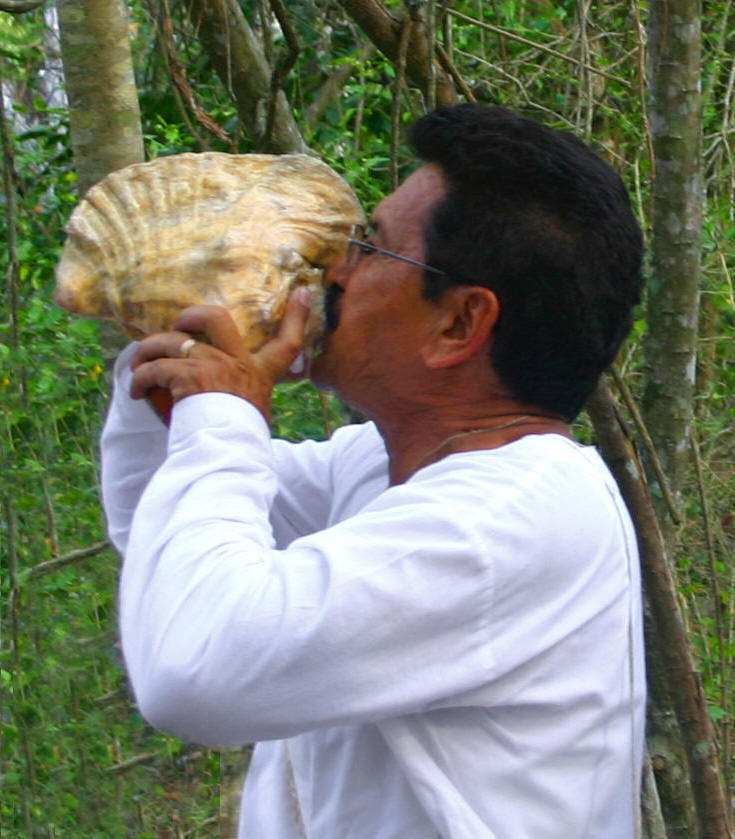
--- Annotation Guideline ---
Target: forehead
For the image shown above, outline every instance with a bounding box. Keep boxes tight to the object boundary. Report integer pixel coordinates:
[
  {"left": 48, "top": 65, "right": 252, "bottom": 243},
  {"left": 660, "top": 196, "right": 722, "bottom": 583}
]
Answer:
[{"left": 372, "top": 164, "right": 448, "bottom": 242}]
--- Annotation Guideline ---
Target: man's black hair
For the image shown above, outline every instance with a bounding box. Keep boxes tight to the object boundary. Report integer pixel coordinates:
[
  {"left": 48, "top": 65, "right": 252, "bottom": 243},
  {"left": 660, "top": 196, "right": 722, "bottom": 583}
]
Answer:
[{"left": 409, "top": 104, "right": 644, "bottom": 421}]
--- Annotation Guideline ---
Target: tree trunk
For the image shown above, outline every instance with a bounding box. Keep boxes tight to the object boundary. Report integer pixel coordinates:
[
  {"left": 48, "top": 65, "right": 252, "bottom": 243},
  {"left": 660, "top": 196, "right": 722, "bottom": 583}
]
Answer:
[
  {"left": 220, "top": 745, "right": 252, "bottom": 839},
  {"left": 336, "top": 0, "right": 457, "bottom": 106},
  {"left": 642, "top": 1, "right": 709, "bottom": 833},
  {"left": 186, "top": 0, "right": 307, "bottom": 154},
  {"left": 57, "top": 0, "right": 147, "bottom": 356},
  {"left": 642, "top": 0, "right": 703, "bottom": 507},
  {"left": 56, "top": 0, "right": 145, "bottom": 195},
  {"left": 587, "top": 382, "right": 731, "bottom": 839}
]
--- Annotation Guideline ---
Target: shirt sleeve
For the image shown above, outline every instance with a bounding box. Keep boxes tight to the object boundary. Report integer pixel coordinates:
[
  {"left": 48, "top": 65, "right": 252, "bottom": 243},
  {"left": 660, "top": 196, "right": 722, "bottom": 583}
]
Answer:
[
  {"left": 99, "top": 345, "right": 347, "bottom": 555},
  {"left": 270, "top": 437, "right": 336, "bottom": 543},
  {"left": 119, "top": 394, "right": 493, "bottom": 746},
  {"left": 99, "top": 344, "right": 169, "bottom": 556}
]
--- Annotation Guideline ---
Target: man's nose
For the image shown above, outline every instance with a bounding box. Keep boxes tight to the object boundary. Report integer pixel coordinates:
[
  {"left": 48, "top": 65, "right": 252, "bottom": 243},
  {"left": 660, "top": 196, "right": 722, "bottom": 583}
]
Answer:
[{"left": 325, "top": 255, "right": 351, "bottom": 289}]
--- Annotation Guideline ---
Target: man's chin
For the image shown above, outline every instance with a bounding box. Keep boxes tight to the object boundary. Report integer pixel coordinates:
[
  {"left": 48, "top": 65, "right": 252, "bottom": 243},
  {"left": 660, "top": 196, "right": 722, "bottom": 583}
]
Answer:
[{"left": 308, "top": 340, "right": 334, "bottom": 391}]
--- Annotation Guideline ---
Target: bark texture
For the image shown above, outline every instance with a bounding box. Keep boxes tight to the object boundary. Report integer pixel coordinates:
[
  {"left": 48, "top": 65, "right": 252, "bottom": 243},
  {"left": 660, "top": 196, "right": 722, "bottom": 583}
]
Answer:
[
  {"left": 57, "top": 0, "right": 147, "bottom": 355},
  {"left": 643, "top": 2, "right": 709, "bottom": 833},
  {"left": 643, "top": 0, "right": 703, "bottom": 505},
  {"left": 587, "top": 382, "right": 731, "bottom": 839},
  {"left": 303, "top": 45, "right": 377, "bottom": 132},
  {"left": 0, "top": 0, "right": 45, "bottom": 11},
  {"left": 57, "top": 0, "right": 145, "bottom": 195},
  {"left": 336, "top": 0, "right": 458, "bottom": 105},
  {"left": 220, "top": 746, "right": 251, "bottom": 839},
  {"left": 186, "top": 0, "right": 307, "bottom": 154}
]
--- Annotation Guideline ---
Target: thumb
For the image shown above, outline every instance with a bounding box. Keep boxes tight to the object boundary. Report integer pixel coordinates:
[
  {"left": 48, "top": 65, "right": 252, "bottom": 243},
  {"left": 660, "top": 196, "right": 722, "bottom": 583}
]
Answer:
[{"left": 257, "top": 286, "right": 312, "bottom": 376}]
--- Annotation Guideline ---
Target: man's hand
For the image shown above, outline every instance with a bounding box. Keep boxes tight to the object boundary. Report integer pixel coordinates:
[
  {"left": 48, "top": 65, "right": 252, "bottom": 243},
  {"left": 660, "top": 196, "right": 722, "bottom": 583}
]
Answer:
[{"left": 130, "top": 287, "right": 312, "bottom": 423}]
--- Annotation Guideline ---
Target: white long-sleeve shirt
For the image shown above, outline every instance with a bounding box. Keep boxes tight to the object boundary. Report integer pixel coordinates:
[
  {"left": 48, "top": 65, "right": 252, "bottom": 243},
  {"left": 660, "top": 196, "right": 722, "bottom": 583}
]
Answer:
[{"left": 101, "top": 346, "right": 645, "bottom": 838}]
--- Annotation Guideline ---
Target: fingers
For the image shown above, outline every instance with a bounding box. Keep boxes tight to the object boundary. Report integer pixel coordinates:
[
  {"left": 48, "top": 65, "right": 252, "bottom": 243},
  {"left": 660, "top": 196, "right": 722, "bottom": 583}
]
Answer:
[
  {"left": 131, "top": 330, "right": 203, "bottom": 371},
  {"left": 173, "top": 305, "right": 243, "bottom": 356},
  {"left": 130, "top": 329, "right": 216, "bottom": 402},
  {"left": 258, "top": 287, "right": 312, "bottom": 377},
  {"left": 127, "top": 291, "right": 312, "bottom": 419},
  {"left": 132, "top": 304, "right": 240, "bottom": 372},
  {"left": 130, "top": 357, "right": 192, "bottom": 401}
]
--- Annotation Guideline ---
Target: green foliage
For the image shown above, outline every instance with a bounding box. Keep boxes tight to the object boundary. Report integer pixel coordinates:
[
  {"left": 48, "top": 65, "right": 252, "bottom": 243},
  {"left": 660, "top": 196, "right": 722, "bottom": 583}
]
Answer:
[
  {"left": 1, "top": 95, "right": 227, "bottom": 838},
  {"left": 0, "top": 10, "right": 45, "bottom": 78},
  {"left": 0, "top": 61, "right": 344, "bottom": 837},
  {"left": 272, "top": 381, "right": 347, "bottom": 441},
  {"left": 2, "top": 0, "right": 734, "bottom": 832}
]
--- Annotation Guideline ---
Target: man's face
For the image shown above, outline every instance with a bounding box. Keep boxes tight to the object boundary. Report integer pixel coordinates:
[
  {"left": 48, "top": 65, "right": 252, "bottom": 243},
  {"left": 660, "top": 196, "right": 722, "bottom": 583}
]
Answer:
[{"left": 310, "top": 164, "right": 448, "bottom": 414}]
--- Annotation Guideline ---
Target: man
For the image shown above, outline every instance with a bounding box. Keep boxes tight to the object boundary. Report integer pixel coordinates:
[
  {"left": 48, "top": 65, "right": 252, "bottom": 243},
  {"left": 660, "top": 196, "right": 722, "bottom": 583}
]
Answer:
[{"left": 101, "top": 104, "right": 646, "bottom": 838}]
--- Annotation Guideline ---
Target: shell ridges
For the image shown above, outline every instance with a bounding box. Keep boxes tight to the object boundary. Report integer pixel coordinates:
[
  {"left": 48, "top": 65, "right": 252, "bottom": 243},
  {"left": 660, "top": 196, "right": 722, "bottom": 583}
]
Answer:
[{"left": 54, "top": 152, "right": 365, "bottom": 350}]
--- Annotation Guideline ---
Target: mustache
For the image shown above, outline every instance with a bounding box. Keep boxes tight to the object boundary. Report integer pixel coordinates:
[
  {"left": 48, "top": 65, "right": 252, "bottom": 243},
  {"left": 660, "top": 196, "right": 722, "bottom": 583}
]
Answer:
[{"left": 324, "top": 284, "right": 343, "bottom": 331}]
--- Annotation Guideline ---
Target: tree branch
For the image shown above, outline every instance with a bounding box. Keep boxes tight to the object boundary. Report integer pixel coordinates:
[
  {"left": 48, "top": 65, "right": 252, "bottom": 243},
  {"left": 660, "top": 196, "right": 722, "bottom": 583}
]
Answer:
[
  {"left": 264, "top": 0, "right": 300, "bottom": 149},
  {"left": 691, "top": 428, "right": 730, "bottom": 790},
  {"left": 435, "top": 42, "right": 475, "bottom": 103},
  {"left": 105, "top": 752, "right": 158, "bottom": 774},
  {"left": 187, "top": 0, "right": 307, "bottom": 153},
  {"left": 336, "top": 0, "right": 457, "bottom": 105},
  {"left": 0, "top": 0, "right": 45, "bottom": 12},
  {"left": 586, "top": 380, "right": 732, "bottom": 839},
  {"left": 609, "top": 365, "right": 680, "bottom": 525},
  {"left": 26, "top": 541, "right": 111, "bottom": 581},
  {"left": 303, "top": 45, "right": 377, "bottom": 132},
  {"left": 447, "top": 9, "right": 631, "bottom": 89},
  {"left": 157, "top": 0, "right": 230, "bottom": 144},
  {"left": 391, "top": 14, "right": 412, "bottom": 189}
]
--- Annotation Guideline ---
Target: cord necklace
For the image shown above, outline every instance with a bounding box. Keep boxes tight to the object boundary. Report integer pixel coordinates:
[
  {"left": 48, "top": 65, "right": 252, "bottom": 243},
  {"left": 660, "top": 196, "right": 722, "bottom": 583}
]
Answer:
[{"left": 408, "top": 414, "right": 568, "bottom": 477}]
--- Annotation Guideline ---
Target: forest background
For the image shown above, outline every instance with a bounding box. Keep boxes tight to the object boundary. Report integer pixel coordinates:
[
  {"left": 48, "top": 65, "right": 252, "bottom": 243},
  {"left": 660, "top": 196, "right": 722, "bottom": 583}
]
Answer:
[{"left": 1, "top": 0, "right": 733, "bottom": 837}]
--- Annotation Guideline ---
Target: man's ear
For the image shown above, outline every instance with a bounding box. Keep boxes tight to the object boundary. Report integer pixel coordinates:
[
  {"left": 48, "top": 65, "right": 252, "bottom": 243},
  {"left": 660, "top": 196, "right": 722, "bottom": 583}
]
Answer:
[{"left": 421, "top": 287, "right": 500, "bottom": 369}]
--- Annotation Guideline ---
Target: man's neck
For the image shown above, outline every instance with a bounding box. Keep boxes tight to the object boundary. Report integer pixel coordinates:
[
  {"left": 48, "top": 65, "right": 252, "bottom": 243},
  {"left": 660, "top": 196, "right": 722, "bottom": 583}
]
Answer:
[{"left": 371, "top": 397, "right": 571, "bottom": 485}]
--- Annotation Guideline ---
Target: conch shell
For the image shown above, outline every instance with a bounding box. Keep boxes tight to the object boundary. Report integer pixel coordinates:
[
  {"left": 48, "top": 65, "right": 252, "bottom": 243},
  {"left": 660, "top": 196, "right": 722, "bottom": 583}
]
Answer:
[{"left": 54, "top": 152, "right": 365, "bottom": 350}]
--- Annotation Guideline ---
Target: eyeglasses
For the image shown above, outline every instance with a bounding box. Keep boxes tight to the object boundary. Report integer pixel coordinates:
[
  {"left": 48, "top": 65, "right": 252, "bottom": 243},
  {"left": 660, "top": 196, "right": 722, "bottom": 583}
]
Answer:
[{"left": 346, "top": 224, "right": 446, "bottom": 276}]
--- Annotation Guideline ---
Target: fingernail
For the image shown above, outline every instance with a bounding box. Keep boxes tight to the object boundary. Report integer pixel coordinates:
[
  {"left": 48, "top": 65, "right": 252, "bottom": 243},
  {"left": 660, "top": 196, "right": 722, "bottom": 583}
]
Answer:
[
  {"left": 294, "top": 286, "right": 311, "bottom": 307},
  {"left": 289, "top": 352, "right": 306, "bottom": 374}
]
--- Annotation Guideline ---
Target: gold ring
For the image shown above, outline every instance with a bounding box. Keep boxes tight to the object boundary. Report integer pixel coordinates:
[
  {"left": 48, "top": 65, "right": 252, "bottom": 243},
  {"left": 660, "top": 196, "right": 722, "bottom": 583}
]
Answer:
[{"left": 179, "top": 337, "right": 197, "bottom": 358}]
